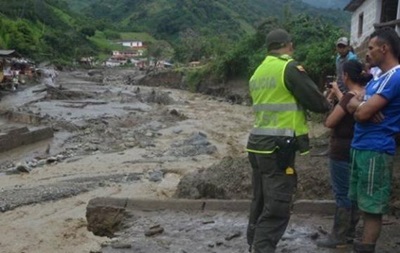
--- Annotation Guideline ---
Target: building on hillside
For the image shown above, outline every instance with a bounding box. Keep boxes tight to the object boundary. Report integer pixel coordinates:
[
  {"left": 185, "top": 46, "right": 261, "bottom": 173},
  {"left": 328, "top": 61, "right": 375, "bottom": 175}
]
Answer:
[
  {"left": 115, "top": 40, "right": 146, "bottom": 56},
  {"left": 119, "top": 40, "right": 143, "bottom": 48},
  {"left": 104, "top": 59, "right": 127, "bottom": 67},
  {"left": 112, "top": 49, "right": 142, "bottom": 58},
  {"left": 345, "top": 0, "right": 400, "bottom": 57},
  {"left": 104, "top": 45, "right": 150, "bottom": 68},
  {"left": 0, "top": 50, "right": 35, "bottom": 89},
  {"left": 104, "top": 54, "right": 148, "bottom": 68},
  {"left": 189, "top": 61, "right": 201, "bottom": 67},
  {"left": 79, "top": 57, "right": 95, "bottom": 66},
  {"left": 0, "top": 50, "right": 21, "bottom": 59}
]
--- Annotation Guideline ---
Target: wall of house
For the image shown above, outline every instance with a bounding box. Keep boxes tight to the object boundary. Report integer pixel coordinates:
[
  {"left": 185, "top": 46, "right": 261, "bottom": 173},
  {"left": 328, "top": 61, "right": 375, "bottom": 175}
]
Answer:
[
  {"left": 398, "top": 0, "right": 400, "bottom": 34},
  {"left": 349, "top": 0, "right": 381, "bottom": 48},
  {"left": 122, "top": 41, "right": 143, "bottom": 47}
]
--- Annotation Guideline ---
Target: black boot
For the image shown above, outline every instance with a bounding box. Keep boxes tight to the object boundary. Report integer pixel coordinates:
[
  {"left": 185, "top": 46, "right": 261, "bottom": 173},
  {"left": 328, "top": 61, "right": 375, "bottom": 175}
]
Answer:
[
  {"left": 353, "top": 239, "right": 375, "bottom": 253},
  {"left": 317, "top": 207, "right": 351, "bottom": 248},
  {"left": 247, "top": 223, "right": 256, "bottom": 251},
  {"left": 347, "top": 203, "right": 361, "bottom": 243}
]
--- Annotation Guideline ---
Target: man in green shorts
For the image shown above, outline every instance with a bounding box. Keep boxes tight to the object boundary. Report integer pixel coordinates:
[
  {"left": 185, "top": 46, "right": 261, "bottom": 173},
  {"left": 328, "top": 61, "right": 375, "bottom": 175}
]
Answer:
[{"left": 347, "top": 27, "right": 400, "bottom": 253}]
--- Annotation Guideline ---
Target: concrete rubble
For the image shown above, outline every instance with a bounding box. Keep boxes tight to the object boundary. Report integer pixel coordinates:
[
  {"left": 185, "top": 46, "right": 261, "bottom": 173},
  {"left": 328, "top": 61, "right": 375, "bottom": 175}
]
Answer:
[{"left": 0, "top": 125, "right": 53, "bottom": 153}]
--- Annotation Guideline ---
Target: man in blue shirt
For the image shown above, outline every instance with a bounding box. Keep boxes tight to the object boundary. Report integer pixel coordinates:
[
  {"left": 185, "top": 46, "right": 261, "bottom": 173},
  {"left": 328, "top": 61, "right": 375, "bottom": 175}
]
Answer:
[
  {"left": 347, "top": 27, "right": 400, "bottom": 253},
  {"left": 336, "top": 37, "right": 358, "bottom": 93}
]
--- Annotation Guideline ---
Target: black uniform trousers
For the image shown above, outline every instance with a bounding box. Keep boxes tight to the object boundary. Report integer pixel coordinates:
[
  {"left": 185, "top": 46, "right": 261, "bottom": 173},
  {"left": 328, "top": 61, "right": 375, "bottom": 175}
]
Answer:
[{"left": 247, "top": 151, "right": 297, "bottom": 253}]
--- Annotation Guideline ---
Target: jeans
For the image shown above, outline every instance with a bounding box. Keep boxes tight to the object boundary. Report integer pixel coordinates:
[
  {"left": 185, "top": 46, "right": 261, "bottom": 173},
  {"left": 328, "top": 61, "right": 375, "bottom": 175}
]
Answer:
[{"left": 329, "top": 158, "right": 352, "bottom": 208}]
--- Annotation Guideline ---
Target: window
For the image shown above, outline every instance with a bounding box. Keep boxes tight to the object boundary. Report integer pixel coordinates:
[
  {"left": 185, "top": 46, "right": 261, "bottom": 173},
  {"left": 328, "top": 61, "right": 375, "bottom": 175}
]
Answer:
[
  {"left": 381, "top": 0, "right": 398, "bottom": 23},
  {"left": 358, "top": 12, "right": 364, "bottom": 37}
]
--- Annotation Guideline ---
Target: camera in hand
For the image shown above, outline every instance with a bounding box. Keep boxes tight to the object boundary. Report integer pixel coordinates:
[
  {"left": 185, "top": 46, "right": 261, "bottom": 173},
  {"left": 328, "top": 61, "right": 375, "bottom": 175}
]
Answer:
[{"left": 325, "top": 75, "right": 335, "bottom": 89}]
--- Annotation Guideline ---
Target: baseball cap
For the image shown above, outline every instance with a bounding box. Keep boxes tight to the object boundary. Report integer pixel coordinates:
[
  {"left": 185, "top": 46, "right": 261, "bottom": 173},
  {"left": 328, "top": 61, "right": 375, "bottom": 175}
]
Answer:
[
  {"left": 266, "top": 29, "right": 291, "bottom": 49},
  {"left": 336, "top": 37, "right": 349, "bottom": 46}
]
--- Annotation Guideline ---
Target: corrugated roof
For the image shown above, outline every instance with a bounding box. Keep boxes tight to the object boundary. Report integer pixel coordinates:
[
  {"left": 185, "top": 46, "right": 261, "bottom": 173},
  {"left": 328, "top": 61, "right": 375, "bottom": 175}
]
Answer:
[
  {"left": 0, "top": 50, "right": 16, "bottom": 56},
  {"left": 344, "top": 0, "right": 366, "bottom": 11}
]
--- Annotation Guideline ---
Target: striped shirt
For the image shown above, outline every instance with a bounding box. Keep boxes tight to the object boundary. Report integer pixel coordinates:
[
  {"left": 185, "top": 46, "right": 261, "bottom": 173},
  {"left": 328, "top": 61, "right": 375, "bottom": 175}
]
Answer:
[{"left": 352, "top": 65, "right": 400, "bottom": 154}]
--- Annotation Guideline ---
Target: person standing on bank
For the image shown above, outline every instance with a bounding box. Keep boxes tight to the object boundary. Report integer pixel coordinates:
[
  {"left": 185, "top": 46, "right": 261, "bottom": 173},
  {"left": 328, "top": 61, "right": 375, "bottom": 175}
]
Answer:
[
  {"left": 347, "top": 28, "right": 400, "bottom": 253},
  {"left": 346, "top": 27, "right": 400, "bottom": 253},
  {"left": 246, "top": 28, "right": 330, "bottom": 253},
  {"left": 336, "top": 37, "right": 358, "bottom": 93},
  {"left": 317, "top": 60, "right": 372, "bottom": 249}
]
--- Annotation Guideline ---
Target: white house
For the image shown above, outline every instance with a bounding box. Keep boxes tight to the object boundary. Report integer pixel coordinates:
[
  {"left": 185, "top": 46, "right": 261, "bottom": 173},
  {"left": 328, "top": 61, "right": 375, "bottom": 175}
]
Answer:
[
  {"left": 345, "top": 0, "right": 400, "bottom": 51},
  {"left": 104, "top": 59, "right": 127, "bottom": 67},
  {"left": 120, "top": 40, "right": 143, "bottom": 48}
]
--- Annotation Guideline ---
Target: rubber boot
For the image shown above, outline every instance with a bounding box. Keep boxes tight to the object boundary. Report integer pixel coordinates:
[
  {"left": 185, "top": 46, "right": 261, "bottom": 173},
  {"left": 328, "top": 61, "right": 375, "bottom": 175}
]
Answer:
[
  {"left": 247, "top": 223, "right": 256, "bottom": 252},
  {"left": 353, "top": 240, "right": 375, "bottom": 253},
  {"left": 347, "top": 203, "right": 361, "bottom": 243},
  {"left": 317, "top": 207, "right": 351, "bottom": 248}
]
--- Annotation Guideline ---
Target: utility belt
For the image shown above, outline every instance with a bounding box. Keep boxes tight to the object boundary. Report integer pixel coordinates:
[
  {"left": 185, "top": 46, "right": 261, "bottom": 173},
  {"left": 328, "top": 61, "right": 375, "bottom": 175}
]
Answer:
[{"left": 247, "top": 133, "right": 310, "bottom": 171}]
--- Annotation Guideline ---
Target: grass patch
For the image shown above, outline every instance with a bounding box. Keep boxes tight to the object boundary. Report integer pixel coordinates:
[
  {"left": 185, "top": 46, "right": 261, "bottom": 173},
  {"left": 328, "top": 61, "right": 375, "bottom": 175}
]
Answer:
[
  {"left": 185, "top": 66, "right": 210, "bottom": 92},
  {"left": 120, "top": 32, "right": 156, "bottom": 42}
]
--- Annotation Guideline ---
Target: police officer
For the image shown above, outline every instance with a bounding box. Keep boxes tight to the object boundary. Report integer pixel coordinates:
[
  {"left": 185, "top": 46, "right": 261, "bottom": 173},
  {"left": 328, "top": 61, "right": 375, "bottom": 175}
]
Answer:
[{"left": 246, "top": 28, "right": 330, "bottom": 253}]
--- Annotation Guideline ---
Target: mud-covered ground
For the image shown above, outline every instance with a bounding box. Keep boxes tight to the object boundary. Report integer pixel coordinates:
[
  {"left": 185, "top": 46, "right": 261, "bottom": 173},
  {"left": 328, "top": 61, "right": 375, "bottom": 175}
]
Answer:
[
  {"left": 100, "top": 209, "right": 400, "bottom": 253},
  {"left": 0, "top": 68, "right": 399, "bottom": 253}
]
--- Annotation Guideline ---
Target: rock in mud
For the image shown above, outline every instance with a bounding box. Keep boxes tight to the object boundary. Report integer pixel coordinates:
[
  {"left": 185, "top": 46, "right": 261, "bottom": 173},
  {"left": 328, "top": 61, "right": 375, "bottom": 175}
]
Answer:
[
  {"left": 0, "top": 201, "right": 10, "bottom": 212},
  {"left": 225, "top": 231, "right": 242, "bottom": 241},
  {"left": 175, "top": 156, "right": 252, "bottom": 199},
  {"left": 15, "top": 163, "right": 31, "bottom": 173},
  {"left": 148, "top": 168, "right": 164, "bottom": 182},
  {"left": 5, "top": 163, "right": 31, "bottom": 175},
  {"left": 110, "top": 241, "right": 132, "bottom": 249},
  {"left": 144, "top": 224, "right": 164, "bottom": 237},
  {"left": 86, "top": 198, "right": 128, "bottom": 238},
  {"left": 168, "top": 132, "right": 217, "bottom": 157}
]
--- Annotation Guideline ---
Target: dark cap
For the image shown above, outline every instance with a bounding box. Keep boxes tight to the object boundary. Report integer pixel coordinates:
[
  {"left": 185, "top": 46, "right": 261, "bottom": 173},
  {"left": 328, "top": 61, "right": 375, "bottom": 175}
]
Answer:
[{"left": 266, "top": 29, "right": 291, "bottom": 49}]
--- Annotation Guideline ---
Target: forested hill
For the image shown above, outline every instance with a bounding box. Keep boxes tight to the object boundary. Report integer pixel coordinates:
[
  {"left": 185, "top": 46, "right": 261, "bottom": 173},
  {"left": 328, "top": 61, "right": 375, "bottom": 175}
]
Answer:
[
  {"left": 68, "top": 0, "right": 350, "bottom": 41},
  {"left": 0, "top": 0, "right": 104, "bottom": 62},
  {"left": 0, "top": 0, "right": 350, "bottom": 65},
  {"left": 301, "top": 0, "right": 350, "bottom": 9}
]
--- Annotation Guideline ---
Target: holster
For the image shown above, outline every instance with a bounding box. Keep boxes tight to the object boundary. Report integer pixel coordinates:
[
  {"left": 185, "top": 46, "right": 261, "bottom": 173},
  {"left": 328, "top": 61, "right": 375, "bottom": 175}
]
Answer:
[
  {"left": 296, "top": 134, "right": 310, "bottom": 154},
  {"left": 275, "top": 137, "right": 297, "bottom": 170}
]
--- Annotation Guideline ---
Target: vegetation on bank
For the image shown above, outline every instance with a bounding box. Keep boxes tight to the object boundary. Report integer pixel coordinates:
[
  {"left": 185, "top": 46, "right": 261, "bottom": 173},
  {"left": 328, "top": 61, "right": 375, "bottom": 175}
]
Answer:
[
  {"left": 192, "top": 14, "right": 345, "bottom": 90},
  {"left": 67, "top": 0, "right": 350, "bottom": 68},
  {"left": 0, "top": 0, "right": 101, "bottom": 62}
]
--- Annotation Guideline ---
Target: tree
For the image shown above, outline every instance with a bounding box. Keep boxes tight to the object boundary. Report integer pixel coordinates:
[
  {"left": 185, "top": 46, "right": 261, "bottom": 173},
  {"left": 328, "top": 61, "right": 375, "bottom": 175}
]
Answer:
[
  {"left": 80, "top": 26, "right": 96, "bottom": 37},
  {"left": 284, "top": 14, "right": 345, "bottom": 86},
  {"left": 147, "top": 40, "right": 174, "bottom": 66},
  {"left": 206, "top": 13, "right": 345, "bottom": 85}
]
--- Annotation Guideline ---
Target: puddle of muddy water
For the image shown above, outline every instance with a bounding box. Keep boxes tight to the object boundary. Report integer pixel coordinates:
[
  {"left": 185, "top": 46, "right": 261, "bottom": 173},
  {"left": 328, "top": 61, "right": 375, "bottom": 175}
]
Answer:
[
  {"left": 0, "top": 85, "right": 47, "bottom": 110},
  {"left": 29, "top": 100, "right": 150, "bottom": 125},
  {"left": 0, "top": 131, "right": 72, "bottom": 172},
  {"left": 99, "top": 211, "right": 342, "bottom": 253},
  {"left": 100, "top": 210, "right": 399, "bottom": 253}
]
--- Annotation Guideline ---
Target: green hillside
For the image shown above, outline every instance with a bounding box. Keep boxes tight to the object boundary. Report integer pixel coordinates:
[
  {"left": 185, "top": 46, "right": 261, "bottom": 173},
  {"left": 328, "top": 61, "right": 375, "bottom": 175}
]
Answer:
[
  {"left": 65, "top": 0, "right": 98, "bottom": 12},
  {"left": 64, "top": 0, "right": 350, "bottom": 63},
  {"left": 0, "top": 0, "right": 103, "bottom": 62},
  {"left": 69, "top": 0, "right": 350, "bottom": 41},
  {"left": 301, "top": 0, "right": 350, "bottom": 9},
  {"left": 0, "top": 0, "right": 351, "bottom": 66}
]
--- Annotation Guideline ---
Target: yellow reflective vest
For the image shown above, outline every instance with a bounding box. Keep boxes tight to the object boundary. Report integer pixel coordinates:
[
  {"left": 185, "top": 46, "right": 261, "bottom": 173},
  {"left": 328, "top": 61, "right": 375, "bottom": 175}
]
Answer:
[{"left": 247, "top": 55, "right": 309, "bottom": 151}]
